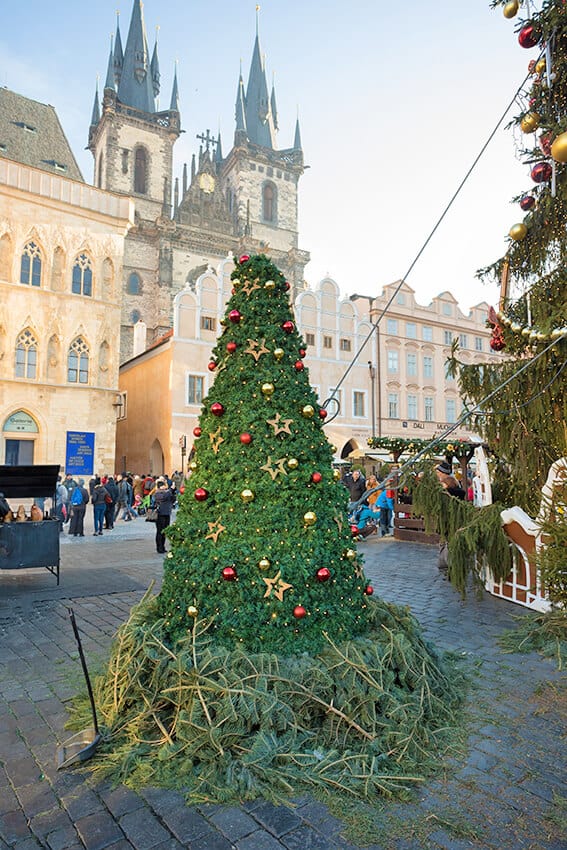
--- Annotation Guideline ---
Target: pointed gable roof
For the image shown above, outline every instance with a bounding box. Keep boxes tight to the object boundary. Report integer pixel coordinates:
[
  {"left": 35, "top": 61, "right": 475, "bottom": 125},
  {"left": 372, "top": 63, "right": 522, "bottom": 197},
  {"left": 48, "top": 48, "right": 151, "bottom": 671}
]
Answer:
[
  {"left": 90, "top": 85, "right": 101, "bottom": 126},
  {"left": 114, "top": 14, "right": 124, "bottom": 86},
  {"left": 169, "top": 65, "right": 179, "bottom": 112},
  {"left": 244, "top": 33, "right": 276, "bottom": 148},
  {"left": 116, "top": 0, "right": 156, "bottom": 113},
  {"left": 293, "top": 117, "right": 302, "bottom": 151}
]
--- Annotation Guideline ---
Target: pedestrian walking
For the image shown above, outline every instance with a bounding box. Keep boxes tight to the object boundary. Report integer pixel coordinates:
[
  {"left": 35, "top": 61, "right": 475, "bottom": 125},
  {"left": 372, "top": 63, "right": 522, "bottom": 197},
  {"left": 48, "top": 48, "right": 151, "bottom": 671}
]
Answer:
[
  {"left": 68, "top": 478, "right": 89, "bottom": 537},
  {"left": 153, "top": 479, "right": 174, "bottom": 554}
]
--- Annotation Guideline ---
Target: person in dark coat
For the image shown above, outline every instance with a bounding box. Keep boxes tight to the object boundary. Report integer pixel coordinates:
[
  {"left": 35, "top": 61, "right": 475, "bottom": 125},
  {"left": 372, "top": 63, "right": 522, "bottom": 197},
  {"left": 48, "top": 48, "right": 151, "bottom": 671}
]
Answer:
[
  {"left": 103, "top": 476, "right": 119, "bottom": 528},
  {"left": 91, "top": 479, "right": 109, "bottom": 535},
  {"left": 68, "top": 478, "right": 89, "bottom": 537},
  {"left": 153, "top": 479, "right": 174, "bottom": 554}
]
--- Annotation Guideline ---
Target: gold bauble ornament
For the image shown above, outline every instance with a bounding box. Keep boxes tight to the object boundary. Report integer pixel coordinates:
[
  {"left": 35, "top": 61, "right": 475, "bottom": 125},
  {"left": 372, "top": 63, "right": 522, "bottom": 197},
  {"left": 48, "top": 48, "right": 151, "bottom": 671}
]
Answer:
[
  {"left": 520, "top": 112, "right": 540, "bottom": 134},
  {"left": 503, "top": 0, "right": 519, "bottom": 18},
  {"left": 273, "top": 348, "right": 285, "bottom": 361},
  {"left": 264, "top": 280, "right": 275, "bottom": 291},
  {"left": 551, "top": 131, "right": 567, "bottom": 163},
  {"left": 303, "top": 511, "right": 317, "bottom": 526},
  {"left": 302, "top": 404, "right": 315, "bottom": 418},
  {"left": 535, "top": 58, "right": 546, "bottom": 75},
  {"left": 261, "top": 382, "right": 275, "bottom": 397},
  {"left": 509, "top": 223, "right": 528, "bottom": 241},
  {"left": 187, "top": 606, "right": 198, "bottom": 618},
  {"left": 258, "top": 558, "right": 271, "bottom": 570},
  {"left": 241, "top": 489, "right": 255, "bottom": 503},
  {"left": 287, "top": 457, "right": 299, "bottom": 470},
  {"left": 189, "top": 461, "right": 198, "bottom": 471},
  {"left": 346, "top": 549, "right": 356, "bottom": 560},
  {"left": 332, "top": 469, "right": 341, "bottom": 481}
]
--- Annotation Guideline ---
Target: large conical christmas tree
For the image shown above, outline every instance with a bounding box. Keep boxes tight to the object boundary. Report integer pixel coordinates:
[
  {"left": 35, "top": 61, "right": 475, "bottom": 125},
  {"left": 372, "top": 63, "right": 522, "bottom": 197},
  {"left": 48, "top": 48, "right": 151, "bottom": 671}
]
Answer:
[
  {"left": 458, "top": 1, "right": 567, "bottom": 514},
  {"left": 74, "top": 255, "right": 462, "bottom": 805},
  {"left": 160, "top": 254, "right": 370, "bottom": 654}
]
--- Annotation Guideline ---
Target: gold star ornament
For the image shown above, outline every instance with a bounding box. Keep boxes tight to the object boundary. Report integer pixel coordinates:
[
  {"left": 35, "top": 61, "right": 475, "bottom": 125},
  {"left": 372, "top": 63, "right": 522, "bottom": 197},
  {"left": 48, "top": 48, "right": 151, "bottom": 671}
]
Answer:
[
  {"left": 267, "top": 412, "right": 293, "bottom": 436},
  {"left": 205, "top": 519, "right": 226, "bottom": 543},
  {"left": 244, "top": 338, "right": 270, "bottom": 361},
  {"left": 263, "top": 570, "right": 292, "bottom": 602}
]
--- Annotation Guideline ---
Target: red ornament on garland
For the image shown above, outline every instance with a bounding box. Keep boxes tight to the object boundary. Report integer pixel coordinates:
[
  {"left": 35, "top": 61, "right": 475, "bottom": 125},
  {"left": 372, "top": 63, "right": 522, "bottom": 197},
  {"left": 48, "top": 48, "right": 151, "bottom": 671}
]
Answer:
[
  {"left": 350, "top": 524, "right": 359, "bottom": 536},
  {"left": 284, "top": 281, "right": 291, "bottom": 291},
  {"left": 311, "top": 472, "right": 322, "bottom": 483},
  {"left": 519, "top": 195, "right": 535, "bottom": 211},
  {"left": 518, "top": 23, "right": 540, "bottom": 49},
  {"left": 229, "top": 309, "right": 242, "bottom": 324},
  {"left": 282, "top": 321, "right": 295, "bottom": 334},
  {"left": 222, "top": 566, "right": 237, "bottom": 581},
  {"left": 208, "top": 361, "right": 216, "bottom": 371},
  {"left": 298, "top": 348, "right": 306, "bottom": 358},
  {"left": 531, "top": 161, "right": 552, "bottom": 183},
  {"left": 318, "top": 408, "right": 328, "bottom": 419},
  {"left": 490, "top": 332, "right": 506, "bottom": 352},
  {"left": 193, "top": 426, "right": 202, "bottom": 437},
  {"left": 364, "top": 585, "right": 374, "bottom": 596},
  {"left": 316, "top": 567, "right": 331, "bottom": 582},
  {"left": 226, "top": 341, "right": 237, "bottom": 353},
  {"left": 239, "top": 254, "right": 250, "bottom": 264},
  {"left": 293, "top": 605, "right": 307, "bottom": 619},
  {"left": 211, "top": 402, "right": 225, "bottom": 416},
  {"left": 539, "top": 133, "right": 553, "bottom": 156},
  {"left": 194, "top": 488, "right": 208, "bottom": 502},
  {"left": 240, "top": 432, "right": 252, "bottom": 445},
  {"left": 294, "top": 360, "right": 305, "bottom": 371}
]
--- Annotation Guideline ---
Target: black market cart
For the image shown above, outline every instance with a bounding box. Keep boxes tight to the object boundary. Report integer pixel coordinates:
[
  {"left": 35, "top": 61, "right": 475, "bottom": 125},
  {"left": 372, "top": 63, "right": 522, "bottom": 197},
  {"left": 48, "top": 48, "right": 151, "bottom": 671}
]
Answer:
[{"left": 0, "top": 465, "right": 61, "bottom": 584}]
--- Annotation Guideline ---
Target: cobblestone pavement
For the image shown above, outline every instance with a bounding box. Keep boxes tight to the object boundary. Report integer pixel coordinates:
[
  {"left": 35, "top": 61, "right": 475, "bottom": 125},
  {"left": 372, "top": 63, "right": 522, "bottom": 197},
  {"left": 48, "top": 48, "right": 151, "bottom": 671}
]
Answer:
[{"left": 0, "top": 516, "right": 565, "bottom": 850}]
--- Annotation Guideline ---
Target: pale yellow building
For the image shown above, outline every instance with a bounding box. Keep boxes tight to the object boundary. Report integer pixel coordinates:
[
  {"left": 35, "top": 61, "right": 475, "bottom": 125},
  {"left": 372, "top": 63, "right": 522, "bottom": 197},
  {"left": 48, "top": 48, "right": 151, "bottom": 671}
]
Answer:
[
  {"left": 116, "top": 257, "right": 503, "bottom": 475},
  {"left": 0, "top": 90, "right": 134, "bottom": 473}
]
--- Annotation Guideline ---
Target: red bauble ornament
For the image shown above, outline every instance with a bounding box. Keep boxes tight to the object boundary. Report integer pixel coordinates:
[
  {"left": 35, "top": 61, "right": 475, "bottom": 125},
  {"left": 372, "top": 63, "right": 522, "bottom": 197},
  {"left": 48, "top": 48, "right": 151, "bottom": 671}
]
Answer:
[
  {"left": 240, "top": 432, "right": 252, "bottom": 445},
  {"left": 282, "top": 321, "right": 295, "bottom": 334},
  {"left": 311, "top": 472, "right": 322, "bottom": 483},
  {"left": 226, "top": 341, "right": 237, "bottom": 353},
  {"left": 194, "top": 488, "right": 208, "bottom": 501},
  {"left": 231, "top": 287, "right": 236, "bottom": 295},
  {"left": 211, "top": 402, "right": 225, "bottom": 416},
  {"left": 318, "top": 408, "right": 328, "bottom": 419},
  {"left": 490, "top": 335, "right": 506, "bottom": 352},
  {"left": 518, "top": 23, "right": 540, "bottom": 49},
  {"left": 222, "top": 566, "right": 237, "bottom": 581},
  {"left": 294, "top": 360, "right": 304, "bottom": 371},
  {"left": 539, "top": 133, "right": 553, "bottom": 156},
  {"left": 350, "top": 524, "right": 359, "bottom": 536},
  {"left": 299, "top": 348, "right": 306, "bottom": 358},
  {"left": 316, "top": 567, "right": 331, "bottom": 582},
  {"left": 239, "top": 254, "right": 250, "bottom": 264},
  {"left": 364, "top": 585, "right": 374, "bottom": 596},
  {"left": 208, "top": 361, "right": 216, "bottom": 371},
  {"left": 284, "top": 281, "right": 291, "bottom": 291},
  {"left": 531, "top": 162, "right": 552, "bottom": 183},
  {"left": 193, "top": 426, "right": 202, "bottom": 437},
  {"left": 293, "top": 605, "right": 307, "bottom": 619},
  {"left": 519, "top": 195, "right": 535, "bottom": 211},
  {"left": 229, "top": 309, "right": 242, "bottom": 324}
]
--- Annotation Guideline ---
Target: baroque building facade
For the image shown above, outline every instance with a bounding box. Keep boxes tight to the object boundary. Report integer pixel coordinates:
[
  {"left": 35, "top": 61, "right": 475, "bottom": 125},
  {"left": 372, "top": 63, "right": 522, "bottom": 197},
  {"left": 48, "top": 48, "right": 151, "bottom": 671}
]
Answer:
[{"left": 88, "top": 0, "right": 309, "bottom": 362}]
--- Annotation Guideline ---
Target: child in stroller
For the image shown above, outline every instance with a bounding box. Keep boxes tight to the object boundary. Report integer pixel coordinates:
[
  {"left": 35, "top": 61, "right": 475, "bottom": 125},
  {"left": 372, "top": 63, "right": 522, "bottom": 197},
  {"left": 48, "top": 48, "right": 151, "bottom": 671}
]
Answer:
[{"left": 348, "top": 502, "right": 378, "bottom": 540}]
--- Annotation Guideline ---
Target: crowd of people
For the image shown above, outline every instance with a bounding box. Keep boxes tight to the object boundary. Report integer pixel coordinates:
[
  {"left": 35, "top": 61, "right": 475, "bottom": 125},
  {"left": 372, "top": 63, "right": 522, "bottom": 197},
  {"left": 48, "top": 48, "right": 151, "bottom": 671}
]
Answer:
[
  {"left": 36, "top": 471, "right": 184, "bottom": 553},
  {"left": 341, "top": 468, "right": 396, "bottom": 541}
]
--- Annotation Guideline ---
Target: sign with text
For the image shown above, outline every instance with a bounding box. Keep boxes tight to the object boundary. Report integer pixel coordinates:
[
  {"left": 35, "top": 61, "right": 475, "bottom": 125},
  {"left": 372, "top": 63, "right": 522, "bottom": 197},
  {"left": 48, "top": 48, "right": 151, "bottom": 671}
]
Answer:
[{"left": 65, "top": 431, "right": 95, "bottom": 476}]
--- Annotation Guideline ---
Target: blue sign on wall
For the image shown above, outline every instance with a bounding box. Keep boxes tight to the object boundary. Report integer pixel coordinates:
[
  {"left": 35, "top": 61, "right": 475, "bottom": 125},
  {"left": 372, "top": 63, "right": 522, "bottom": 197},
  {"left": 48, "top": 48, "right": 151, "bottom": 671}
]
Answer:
[{"left": 65, "top": 431, "right": 95, "bottom": 476}]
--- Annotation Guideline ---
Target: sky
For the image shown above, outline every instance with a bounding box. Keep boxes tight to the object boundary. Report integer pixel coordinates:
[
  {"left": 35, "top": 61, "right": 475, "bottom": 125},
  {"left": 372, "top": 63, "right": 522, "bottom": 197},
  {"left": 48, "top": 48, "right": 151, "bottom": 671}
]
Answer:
[{"left": 0, "top": 0, "right": 536, "bottom": 313}]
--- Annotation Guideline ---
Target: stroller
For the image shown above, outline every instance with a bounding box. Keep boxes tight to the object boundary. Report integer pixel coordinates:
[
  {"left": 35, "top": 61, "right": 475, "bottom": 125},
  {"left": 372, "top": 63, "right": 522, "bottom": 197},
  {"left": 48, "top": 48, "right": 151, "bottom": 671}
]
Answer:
[{"left": 348, "top": 502, "right": 378, "bottom": 540}]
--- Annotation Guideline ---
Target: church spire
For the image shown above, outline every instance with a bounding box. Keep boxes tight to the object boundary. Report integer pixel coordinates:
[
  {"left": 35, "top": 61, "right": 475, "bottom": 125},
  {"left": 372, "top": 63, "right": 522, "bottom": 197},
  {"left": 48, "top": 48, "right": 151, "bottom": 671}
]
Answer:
[
  {"left": 116, "top": 0, "right": 156, "bottom": 113},
  {"left": 270, "top": 75, "right": 278, "bottom": 132},
  {"left": 215, "top": 129, "right": 223, "bottom": 164},
  {"left": 114, "top": 13, "right": 124, "bottom": 86},
  {"left": 90, "top": 81, "right": 101, "bottom": 126},
  {"left": 293, "top": 115, "right": 302, "bottom": 151},
  {"left": 150, "top": 28, "right": 160, "bottom": 98},
  {"left": 169, "top": 63, "right": 179, "bottom": 112},
  {"left": 234, "top": 68, "right": 247, "bottom": 143},
  {"left": 244, "top": 28, "right": 276, "bottom": 148},
  {"left": 105, "top": 36, "right": 115, "bottom": 91}
]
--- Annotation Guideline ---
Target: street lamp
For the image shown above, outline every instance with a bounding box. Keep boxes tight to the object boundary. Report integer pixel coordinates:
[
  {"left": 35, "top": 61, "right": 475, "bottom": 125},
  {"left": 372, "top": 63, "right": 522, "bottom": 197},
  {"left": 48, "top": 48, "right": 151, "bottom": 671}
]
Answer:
[{"left": 368, "top": 362, "right": 376, "bottom": 440}]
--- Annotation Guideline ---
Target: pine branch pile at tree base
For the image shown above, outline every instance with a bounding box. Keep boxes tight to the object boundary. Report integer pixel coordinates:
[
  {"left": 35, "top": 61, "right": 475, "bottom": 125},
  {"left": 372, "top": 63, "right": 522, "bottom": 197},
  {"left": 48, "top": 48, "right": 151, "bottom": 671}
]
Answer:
[
  {"left": 68, "top": 593, "right": 465, "bottom": 805},
  {"left": 499, "top": 611, "right": 567, "bottom": 671}
]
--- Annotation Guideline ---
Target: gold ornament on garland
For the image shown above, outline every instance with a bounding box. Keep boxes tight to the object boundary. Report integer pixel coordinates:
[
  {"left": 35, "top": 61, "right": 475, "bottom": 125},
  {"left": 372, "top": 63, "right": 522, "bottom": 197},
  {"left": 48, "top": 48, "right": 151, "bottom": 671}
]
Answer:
[
  {"left": 261, "top": 382, "right": 275, "bottom": 397},
  {"left": 258, "top": 558, "right": 271, "bottom": 571},
  {"left": 345, "top": 549, "right": 356, "bottom": 560},
  {"left": 187, "top": 606, "right": 198, "bottom": 618},
  {"left": 273, "top": 348, "right": 285, "bottom": 361},
  {"left": 551, "top": 131, "right": 567, "bottom": 163},
  {"left": 241, "top": 489, "right": 255, "bottom": 503},
  {"left": 520, "top": 112, "right": 540, "bottom": 133},
  {"left": 509, "top": 223, "right": 528, "bottom": 241},
  {"left": 332, "top": 469, "right": 341, "bottom": 481},
  {"left": 503, "top": 0, "right": 519, "bottom": 18},
  {"left": 287, "top": 457, "right": 299, "bottom": 470},
  {"left": 303, "top": 511, "right": 317, "bottom": 526},
  {"left": 302, "top": 404, "right": 315, "bottom": 418},
  {"left": 264, "top": 280, "right": 276, "bottom": 291}
]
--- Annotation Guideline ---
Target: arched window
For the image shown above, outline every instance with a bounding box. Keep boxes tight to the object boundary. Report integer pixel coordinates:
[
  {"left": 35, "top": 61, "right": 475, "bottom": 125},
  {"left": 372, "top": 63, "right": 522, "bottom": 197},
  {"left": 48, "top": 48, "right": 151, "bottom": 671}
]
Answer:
[
  {"left": 20, "top": 241, "right": 42, "bottom": 287},
  {"left": 134, "top": 147, "right": 147, "bottom": 194},
  {"left": 67, "top": 336, "right": 89, "bottom": 384},
  {"left": 131, "top": 309, "right": 141, "bottom": 323},
  {"left": 127, "top": 272, "right": 140, "bottom": 294},
  {"left": 262, "top": 182, "right": 276, "bottom": 223},
  {"left": 71, "top": 253, "right": 93, "bottom": 296},
  {"left": 15, "top": 329, "right": 38, "bottom": 379},
  {"left": 97, "top": 153, "right": 104, "bottom": 188}
]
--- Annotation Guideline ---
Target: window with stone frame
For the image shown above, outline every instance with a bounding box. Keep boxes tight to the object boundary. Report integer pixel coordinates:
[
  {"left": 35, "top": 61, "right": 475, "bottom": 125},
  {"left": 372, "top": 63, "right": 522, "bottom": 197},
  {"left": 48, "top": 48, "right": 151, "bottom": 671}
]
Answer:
[
  {"left": 187, "top": 374, "right": 204, "bottom": 405},
  {"left": 262, "top": 181, "right": 276, "bottom": 223},
  {"left": 67, "top": 336, "right": 89, "bottom": 384},
  {"left": 72, "top": 253, "right": 93, "bottom": 296},
  {"left": 20, "top": 241, "right": 42, "bottom": 287},
  {"left": 128, "top": 272, "right": 141, "bottom": 295},
  {"left": 134, "top": 147, "right": 148, "bottom": 194},
  {"left": 15, "top": 328, "right": 38, "bottom": 379},
  {"left": 305, "top": 332, "right": 315, "bottom": 346}
]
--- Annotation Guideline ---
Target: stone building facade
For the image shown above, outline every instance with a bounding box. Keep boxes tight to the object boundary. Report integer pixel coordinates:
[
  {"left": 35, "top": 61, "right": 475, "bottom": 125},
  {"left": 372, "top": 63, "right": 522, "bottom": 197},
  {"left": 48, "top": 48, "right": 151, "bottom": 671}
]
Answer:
[{"left": 0, "top": 113, "right": 134, "bottom": 470}]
